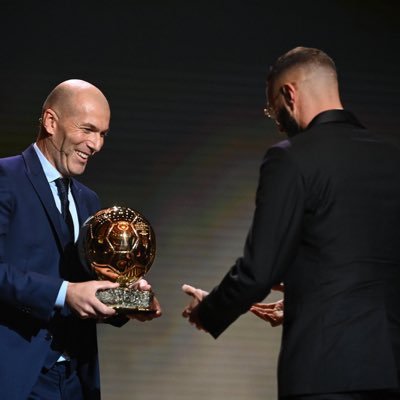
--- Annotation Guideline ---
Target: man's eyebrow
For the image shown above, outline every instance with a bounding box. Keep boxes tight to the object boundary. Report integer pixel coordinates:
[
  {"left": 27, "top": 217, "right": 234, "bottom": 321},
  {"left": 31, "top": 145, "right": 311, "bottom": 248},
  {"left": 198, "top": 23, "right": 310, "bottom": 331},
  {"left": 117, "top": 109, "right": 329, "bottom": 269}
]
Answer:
[
  {"left": 80, "top": 122, "right": 108, "bottom": 136},
  {"left": 80, "top": 122, "right": 97, "bottom": 130}
]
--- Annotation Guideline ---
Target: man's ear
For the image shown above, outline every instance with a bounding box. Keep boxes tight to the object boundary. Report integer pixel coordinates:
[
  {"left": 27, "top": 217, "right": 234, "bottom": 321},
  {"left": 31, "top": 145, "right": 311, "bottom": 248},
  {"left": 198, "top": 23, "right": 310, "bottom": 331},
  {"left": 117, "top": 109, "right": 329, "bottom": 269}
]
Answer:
[
  {"left": 42, "top": 108, "right": 58, "bottom": 135},
  {"left": 281, "top": 83, "right": 296, "bottom": 110}
]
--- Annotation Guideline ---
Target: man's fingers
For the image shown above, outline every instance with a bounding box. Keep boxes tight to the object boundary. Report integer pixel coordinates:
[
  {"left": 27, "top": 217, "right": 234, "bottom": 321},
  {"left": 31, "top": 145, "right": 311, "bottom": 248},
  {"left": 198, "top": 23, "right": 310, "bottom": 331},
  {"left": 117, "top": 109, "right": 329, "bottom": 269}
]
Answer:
[
  {"left": 250, "top": 303, "right": 275, "bottom": 312},
  {"left": 252, "top": 309, "right": 276, "bottom": 321},
  {"left": 66, "top": 281, "right": 118, "bottom": 320},
  {"left": 152, "top": 296, "right": 162, "bottom": 316},
  {"left": 125, "top": 295, "right": 162, "bottom": 322},
  {"left": 96, "top": 280, "right": 120, "bottom": 291},
  {"left": 182, "top": 284, "right": 201, "bottom": 301},
  {"left": 77, "top": 301, "right": 116, "bottom": 320},
  {"left": 251, "top": 309, "right": 267, "bottom": 318},
  {"left": 131, "top": 279, "right": 151, "bottom": 291},
  {"left": 251, "top": 306, "right": 283, "bottom": 327},
  {"left": 182, "top": 284, "right": 197, "bottom": 296},
  {"left": 182, "top": 307, "right": 191, "bottom": 318},
  {"left": 182, "top": 284, "right": 209, "bottom": 301}
]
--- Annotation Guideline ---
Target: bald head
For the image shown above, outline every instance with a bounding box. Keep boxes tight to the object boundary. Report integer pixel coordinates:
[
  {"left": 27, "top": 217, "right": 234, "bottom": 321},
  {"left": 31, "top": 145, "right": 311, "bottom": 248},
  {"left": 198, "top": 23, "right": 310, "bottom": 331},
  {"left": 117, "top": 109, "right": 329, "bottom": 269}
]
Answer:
[{"left": 40, "top": 80, "right": 110, "bottom": 135}]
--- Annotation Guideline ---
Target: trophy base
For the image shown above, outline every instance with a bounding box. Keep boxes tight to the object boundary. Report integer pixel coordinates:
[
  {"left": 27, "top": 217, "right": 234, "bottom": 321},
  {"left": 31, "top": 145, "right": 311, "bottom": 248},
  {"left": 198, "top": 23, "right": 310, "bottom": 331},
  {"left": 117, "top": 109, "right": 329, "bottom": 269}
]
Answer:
[{"left": 96, "top": 287, "right": 154, "bottom": 314}]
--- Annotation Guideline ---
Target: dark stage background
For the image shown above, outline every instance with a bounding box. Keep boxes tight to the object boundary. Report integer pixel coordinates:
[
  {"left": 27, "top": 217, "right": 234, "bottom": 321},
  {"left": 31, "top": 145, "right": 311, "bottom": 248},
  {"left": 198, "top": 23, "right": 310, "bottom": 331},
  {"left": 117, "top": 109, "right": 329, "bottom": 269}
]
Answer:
[{"left": 1, "top": 2, "right": 399, "bottom": 399}]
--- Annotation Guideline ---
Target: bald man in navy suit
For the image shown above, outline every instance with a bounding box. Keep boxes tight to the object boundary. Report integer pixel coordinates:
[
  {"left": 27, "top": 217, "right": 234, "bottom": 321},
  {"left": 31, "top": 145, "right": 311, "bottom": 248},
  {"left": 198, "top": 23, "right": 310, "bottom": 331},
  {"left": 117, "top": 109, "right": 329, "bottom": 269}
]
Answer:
[{"left": 0, "top": 80, "right": 161, "bottom": 399}]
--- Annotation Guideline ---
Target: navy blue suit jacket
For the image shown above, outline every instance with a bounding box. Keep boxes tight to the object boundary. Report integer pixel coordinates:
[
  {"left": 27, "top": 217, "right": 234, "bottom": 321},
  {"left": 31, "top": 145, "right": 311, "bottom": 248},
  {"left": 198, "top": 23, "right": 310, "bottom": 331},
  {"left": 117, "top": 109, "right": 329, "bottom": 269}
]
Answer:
[{"left": 0, "top": 144, "right": 102, "bottom": 399}]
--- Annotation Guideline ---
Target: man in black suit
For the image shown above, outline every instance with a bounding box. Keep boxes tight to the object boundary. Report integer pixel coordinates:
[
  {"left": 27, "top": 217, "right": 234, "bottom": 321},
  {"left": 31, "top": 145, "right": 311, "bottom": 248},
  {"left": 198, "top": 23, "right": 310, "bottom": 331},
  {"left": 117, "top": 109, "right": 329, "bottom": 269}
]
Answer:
[{"left": 182, "top": 47, "right": 400, "bottom": 399}]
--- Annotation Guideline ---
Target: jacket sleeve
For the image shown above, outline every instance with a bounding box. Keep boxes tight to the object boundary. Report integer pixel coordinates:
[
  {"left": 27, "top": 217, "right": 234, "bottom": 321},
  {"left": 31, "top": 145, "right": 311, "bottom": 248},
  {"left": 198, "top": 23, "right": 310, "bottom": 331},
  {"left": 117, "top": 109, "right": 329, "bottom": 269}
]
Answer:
[
  {"left": 0, "top": 167, "right": 63, "bottom": 321},
  {"left": 198, "top": 145, "right": 305, "bottom": 338}
]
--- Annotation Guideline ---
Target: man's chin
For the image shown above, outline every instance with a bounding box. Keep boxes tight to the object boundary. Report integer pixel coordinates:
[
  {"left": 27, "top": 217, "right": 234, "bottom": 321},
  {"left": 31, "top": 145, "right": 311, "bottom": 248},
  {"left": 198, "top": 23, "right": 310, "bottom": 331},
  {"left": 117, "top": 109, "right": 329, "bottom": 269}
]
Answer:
[{"left": 66, "top": 165, "right": 87, "bottom": 177}]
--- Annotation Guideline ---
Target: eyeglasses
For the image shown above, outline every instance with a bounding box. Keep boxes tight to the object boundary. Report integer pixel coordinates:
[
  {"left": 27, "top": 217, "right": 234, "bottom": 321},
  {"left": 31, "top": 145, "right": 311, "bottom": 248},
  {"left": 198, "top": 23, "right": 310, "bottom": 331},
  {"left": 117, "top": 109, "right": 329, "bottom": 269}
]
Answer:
[
  {"left": 263, "top": 87, "right": 282, "bottom": 120},
  {"left": 263, "top": 104, "right": 275, "bottom": 119}
]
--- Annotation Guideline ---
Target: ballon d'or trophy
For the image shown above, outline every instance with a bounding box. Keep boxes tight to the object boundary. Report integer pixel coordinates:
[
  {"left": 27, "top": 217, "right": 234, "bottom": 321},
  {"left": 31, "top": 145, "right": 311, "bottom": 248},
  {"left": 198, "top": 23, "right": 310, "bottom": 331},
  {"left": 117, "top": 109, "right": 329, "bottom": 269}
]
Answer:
[{"left": 79, "top": 206, "right": 156, "bottom": 314}]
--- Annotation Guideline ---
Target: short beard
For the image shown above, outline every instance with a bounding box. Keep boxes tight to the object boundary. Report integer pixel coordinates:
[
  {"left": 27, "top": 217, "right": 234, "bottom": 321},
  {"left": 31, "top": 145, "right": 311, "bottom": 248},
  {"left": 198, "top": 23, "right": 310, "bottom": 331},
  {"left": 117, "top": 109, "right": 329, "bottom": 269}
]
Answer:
[{"left": 277, "top": 107, "right": 302, "bottom": 137}]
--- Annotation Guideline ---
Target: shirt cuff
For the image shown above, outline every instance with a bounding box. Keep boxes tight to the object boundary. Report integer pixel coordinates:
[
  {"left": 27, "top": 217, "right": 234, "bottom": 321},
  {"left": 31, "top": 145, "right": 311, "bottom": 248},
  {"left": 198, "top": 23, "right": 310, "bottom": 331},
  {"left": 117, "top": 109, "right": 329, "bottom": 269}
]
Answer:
[{"left": 55, "top": 281, "right": 68, "bottom": 308}]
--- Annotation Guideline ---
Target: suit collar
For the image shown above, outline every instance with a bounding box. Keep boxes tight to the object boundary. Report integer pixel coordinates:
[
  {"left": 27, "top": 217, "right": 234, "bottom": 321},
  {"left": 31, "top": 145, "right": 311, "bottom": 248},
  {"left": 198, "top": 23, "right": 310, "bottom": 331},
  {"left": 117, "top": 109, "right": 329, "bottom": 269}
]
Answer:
[
  {"left": 307, "top": 109, "right": 365, "bottom": 130},
  {"left": 32, "top": 142, "right": 61, "bottom": 183},
  {"left": 22, "top": 144, "right": 72, "bottom": 248}
]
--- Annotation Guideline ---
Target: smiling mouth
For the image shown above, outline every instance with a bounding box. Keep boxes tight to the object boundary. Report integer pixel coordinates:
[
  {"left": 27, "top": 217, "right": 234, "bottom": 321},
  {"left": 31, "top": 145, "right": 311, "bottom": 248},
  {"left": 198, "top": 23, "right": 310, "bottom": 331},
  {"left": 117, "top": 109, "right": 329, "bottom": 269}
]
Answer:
[{"left": 76, "top": 150, "right": 90, "bottom": 161}]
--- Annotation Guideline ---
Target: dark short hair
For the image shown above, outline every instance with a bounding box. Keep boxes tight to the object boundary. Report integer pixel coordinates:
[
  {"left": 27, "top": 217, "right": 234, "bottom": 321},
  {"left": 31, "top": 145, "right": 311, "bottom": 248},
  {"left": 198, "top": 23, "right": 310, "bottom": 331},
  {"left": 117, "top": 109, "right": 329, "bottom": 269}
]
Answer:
[{"left": 267, "top": 46, "right": 337, "bottom": 85}]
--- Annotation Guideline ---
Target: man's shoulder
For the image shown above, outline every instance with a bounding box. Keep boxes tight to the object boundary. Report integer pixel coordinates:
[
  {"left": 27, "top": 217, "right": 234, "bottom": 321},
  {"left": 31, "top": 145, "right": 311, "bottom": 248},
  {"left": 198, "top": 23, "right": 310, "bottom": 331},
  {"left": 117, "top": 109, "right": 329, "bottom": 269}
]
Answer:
[
  {"left": 0, "top": 153, "right": 24, "bottom": 166},
  {"left": 270, "top": 122, "right": 356, "bottom": 157},
  {"left": 0, "top": 144, "right": 39, "bottom": 170},
  {"left": 0, "top": 153, "right": 25, "bottom": 177},
  {"left": 262, "top": 125, "right": 348, "bottom": 172},
  {"left": 265, "top": 136, "right": 304, "bottom": 161}
]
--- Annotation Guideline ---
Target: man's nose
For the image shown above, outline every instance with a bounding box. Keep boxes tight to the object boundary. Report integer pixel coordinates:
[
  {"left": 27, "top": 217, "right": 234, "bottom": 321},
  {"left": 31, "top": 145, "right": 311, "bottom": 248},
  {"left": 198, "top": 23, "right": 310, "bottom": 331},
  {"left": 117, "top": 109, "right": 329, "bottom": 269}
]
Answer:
[{"left": 88, "top": 133, "right": 104, "bottom": 153}]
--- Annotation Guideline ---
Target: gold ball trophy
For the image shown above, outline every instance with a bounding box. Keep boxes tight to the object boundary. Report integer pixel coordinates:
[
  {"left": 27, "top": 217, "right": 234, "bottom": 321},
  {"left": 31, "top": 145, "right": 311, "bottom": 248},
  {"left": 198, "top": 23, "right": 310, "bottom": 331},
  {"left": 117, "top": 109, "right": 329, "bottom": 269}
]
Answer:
[{"left": 79, "top": 206, "right": 156, "bottom": 314}]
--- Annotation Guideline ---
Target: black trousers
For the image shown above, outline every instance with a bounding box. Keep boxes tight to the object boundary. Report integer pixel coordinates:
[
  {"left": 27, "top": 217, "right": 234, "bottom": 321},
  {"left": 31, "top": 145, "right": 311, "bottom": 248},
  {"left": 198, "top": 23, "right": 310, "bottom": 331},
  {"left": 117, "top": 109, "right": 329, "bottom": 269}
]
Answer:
[{"left": 281, "top": 390, "right": 400, "bottom": 400}]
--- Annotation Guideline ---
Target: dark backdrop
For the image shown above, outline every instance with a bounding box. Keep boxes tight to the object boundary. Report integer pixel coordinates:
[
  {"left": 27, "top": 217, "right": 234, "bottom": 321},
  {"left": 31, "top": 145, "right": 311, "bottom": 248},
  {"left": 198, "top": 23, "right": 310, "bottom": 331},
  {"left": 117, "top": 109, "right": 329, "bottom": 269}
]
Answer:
[{"left": 1, "top": 2, "right": 399, "bottom": 399}]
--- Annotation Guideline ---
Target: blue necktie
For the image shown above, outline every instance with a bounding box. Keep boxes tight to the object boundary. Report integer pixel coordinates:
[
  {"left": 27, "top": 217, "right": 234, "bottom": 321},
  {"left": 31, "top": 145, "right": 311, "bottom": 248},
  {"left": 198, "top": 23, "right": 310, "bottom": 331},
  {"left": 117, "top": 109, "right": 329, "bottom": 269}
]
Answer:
[{"left": 55, "top": 178, "right": 74, "bottom": 241}]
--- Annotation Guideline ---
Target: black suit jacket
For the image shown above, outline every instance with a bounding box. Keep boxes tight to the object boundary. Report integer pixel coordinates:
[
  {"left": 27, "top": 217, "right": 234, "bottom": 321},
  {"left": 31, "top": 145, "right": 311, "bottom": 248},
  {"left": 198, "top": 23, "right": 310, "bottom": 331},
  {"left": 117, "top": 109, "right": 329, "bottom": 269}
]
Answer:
[{"left": 198, "top": 110, "right": 400, "bottom": 396}]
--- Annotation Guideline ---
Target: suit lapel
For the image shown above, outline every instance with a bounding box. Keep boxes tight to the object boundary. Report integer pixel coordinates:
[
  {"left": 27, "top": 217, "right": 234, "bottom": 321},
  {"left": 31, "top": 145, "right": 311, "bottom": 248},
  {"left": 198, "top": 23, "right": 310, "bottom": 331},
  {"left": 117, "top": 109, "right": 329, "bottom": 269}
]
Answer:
[{"left": 22, "top": 145, "right": 70, "bottom": 249}]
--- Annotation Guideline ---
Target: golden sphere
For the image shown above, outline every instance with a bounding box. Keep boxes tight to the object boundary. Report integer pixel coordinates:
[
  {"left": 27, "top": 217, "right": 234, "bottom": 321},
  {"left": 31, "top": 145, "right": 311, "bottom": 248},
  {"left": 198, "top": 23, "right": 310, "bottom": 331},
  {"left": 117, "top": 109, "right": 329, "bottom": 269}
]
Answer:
[{"left": 80, "top": 206, "right": 156, "bottom": 286}]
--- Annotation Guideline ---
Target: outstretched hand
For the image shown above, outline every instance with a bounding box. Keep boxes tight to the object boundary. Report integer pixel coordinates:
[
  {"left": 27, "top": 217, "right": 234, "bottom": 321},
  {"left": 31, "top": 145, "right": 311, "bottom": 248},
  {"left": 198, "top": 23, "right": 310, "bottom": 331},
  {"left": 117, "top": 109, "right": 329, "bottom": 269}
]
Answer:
[
  {"left": 250, "top": 299, "right": 284, "bottom": 327},
  {"left": 250, "top": 283, "right": 284, "bottom": 327},
  {"left": 181, "top": 284, "right": 209, "bottom": 331}
]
